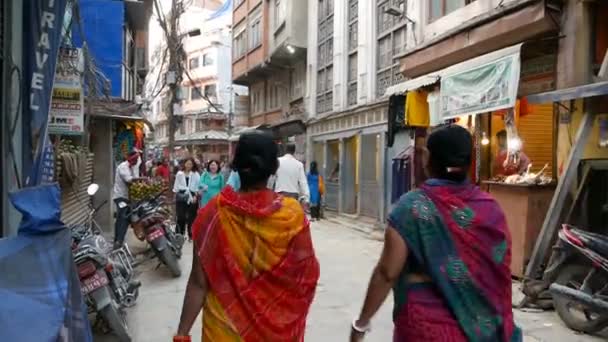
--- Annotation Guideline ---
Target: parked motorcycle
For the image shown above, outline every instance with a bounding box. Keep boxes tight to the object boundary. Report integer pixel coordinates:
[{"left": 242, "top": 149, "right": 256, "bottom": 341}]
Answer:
[
  {"left": 71, "top": 184, "right": 140, "bottom": 342},
  {"left": 544, "top": 224, "right": 608, "bottom": 333},
  {"left": 126, "top": 191, "right": 184, "bottom": 277}
]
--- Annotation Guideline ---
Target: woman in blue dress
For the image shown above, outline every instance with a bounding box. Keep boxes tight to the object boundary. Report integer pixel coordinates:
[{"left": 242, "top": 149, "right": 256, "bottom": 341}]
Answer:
[
  {"left": 198, "top": 160, "right": 225, "bottom": 208},
  {"left": 307, "top": 161, "right": 325, "bottom": 221}
]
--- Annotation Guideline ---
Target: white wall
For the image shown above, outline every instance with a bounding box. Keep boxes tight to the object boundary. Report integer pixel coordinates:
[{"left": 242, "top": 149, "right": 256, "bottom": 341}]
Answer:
[
  {"left": 412, "top": 0, "right": 520, "bottom": 48},
  {"left": 332, "top": 0, "right": 347, "bottom": 111},
  {"left": 305, "top": 0, "right": 319, "bottom": 118},
  {"left": 306, "top": 0, "right": 386, "bottom": 119}
]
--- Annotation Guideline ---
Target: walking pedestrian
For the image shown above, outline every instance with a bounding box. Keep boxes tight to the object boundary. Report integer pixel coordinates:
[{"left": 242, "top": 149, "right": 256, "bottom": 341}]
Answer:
[
  {"left": 112, "top": 151, "right": 141, "bottom": 249},
  {"left": 350, "top": 125, "right": 521, "bottom": 342},
  {"left": 155, "top": 159, "right": 170, "bottom": 182},
  {"left": 198, "top": 160, "right": 224, "bottom": 208},
  {"left": 307, "top": 161, "right": 325, "bottom": 221},
  {"left": 175, "top": 130, "right": 319, "bottom": 341},
  {"left": 173, "top": 158, "right": 200, "bottom": 241},
  {"left": 274, "top": 144, "right": 310, "bottom": 204},
  {"left": 226, "top": 168, "right": 241, "bottom": 191},
  {"left": 220, "top": 161, "right": 231, "bottom": 181}
]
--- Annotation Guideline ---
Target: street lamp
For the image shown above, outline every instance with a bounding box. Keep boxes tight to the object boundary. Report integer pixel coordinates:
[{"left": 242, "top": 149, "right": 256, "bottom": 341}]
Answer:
[
  {"left": 384, "top": 5, "right": 416, "bottom": 25},
  {"left": 180, "top": 28, "right": 201, "bottom": 38}
]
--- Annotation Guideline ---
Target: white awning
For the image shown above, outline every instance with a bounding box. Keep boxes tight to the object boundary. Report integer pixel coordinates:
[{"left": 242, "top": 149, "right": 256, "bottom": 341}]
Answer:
[
  {"left": 384, "top": 43, "right": 524, "bottom": 98},
  {"left": 384, "top": 75, "right": 440, "bottom": 98}
]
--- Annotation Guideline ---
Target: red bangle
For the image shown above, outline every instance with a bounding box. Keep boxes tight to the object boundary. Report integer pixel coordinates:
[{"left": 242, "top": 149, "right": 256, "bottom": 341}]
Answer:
[{"left": 173, "top": 336, "right": 191, "bottom": 342}]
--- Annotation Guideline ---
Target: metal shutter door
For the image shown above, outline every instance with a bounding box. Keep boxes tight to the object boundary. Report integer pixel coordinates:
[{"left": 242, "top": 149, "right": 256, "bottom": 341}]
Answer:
[
  {"left": 518, "top": 104, "right": 554, "bottom": 177},
  {"left": 57, "top": 153, "right": 95, "bottom": 226}
]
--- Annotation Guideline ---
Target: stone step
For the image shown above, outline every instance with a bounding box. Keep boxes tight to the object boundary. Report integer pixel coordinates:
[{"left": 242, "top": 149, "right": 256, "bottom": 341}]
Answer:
[{"left": 324, "top": 213, "right": 384, "bottom": 241}]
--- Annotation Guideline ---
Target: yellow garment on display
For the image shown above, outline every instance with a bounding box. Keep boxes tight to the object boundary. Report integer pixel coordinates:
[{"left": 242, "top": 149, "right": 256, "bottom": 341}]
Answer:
[{"left": 405, "top": 90, "right": 430, "bottom": 127}]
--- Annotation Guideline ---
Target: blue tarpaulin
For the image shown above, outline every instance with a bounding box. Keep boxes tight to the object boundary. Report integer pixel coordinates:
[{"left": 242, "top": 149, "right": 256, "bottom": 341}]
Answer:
[{"left": 0, "top": 185, "right": 93, "bottom": 341}]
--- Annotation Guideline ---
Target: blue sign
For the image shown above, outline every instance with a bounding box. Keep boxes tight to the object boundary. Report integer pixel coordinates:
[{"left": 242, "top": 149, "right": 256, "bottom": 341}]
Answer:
[{"left": 23, "top": 0, "right": 68, "bottom": 186}]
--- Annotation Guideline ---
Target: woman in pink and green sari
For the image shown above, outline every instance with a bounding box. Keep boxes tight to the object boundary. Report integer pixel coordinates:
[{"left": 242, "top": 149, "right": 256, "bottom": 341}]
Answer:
[{"left": 351, "top": 125, "right": 521, "bottom": 342}]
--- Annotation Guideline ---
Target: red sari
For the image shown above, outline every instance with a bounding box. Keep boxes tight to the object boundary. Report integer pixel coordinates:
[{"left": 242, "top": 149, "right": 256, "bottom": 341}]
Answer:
[{"left": 192, "top": 187, "right": 320, "bottom": 341}]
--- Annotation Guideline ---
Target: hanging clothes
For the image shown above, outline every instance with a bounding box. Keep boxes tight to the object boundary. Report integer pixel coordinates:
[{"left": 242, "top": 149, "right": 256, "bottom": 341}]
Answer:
[
  {"left": 427, "top": 90, "right": 442, "bottom": 126},
  {"left": 387, "top": 95, "right": 406, "bottom": 147},
  {"left": 405, "top": 90, "right": 430, "bottom": 127}
]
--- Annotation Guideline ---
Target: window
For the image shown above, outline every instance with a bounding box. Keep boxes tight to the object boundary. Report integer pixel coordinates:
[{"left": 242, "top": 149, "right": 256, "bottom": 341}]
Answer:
[
  {"left": 267, "top": 84, "right": 285, "bottom": 109},
  {"left": 161, "top": 93, "right": 170, "bottom": 111},
  {"left": 186, "top": 118, "right": 193, "bottom": 133},
  {"left": 191, "top": 86, "right": 203, "bottom": 100},
  {"left": 249, "top": 17, "right": 262, "bottom": 49},
  {"left": 430, "top": 0, "right": 475, "bottom": 21},
  {"left": 233, "top": 24, "right": 247, "bottom": 60},
  {"left": 290, "top": 63, "right": 305, "bottom": 100},
  {"left": 251, "top": 86, "right": 265, "bottom": 113},
  {"left": 376, "top": 0, "right": 408, "bottom": 98},
  {"left": 348, "top": 54, "right": 358, "bottom": 82},
  {"left": 204, "top": 84, "right": 217, "bottom": 98},
  {"left": 275, "top": 0, "right": 287, "bottom": 30},
  {"left": 189, "top": 57, "right": 199, "bottom": 70},
  {"left": 316, "top": 0, "right": 334, "bottom": 114},
  {"left": 249, "top": 6, "right": 263, "bottom": 50},
  {"left": 202, "top": 53, "right": 214, "bottom": 66},
  {"left": 179, "top": 121, "right": 186, "bottom": 135}
]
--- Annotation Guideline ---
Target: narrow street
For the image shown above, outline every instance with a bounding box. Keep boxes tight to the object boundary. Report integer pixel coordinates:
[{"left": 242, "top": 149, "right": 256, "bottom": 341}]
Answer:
[{"left": 95, "top": 220, "right": 606, "bottom": 342}]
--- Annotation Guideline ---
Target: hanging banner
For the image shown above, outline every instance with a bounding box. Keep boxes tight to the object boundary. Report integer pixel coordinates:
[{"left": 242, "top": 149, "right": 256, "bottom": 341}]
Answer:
[
  {"left": 439, "top": 52, "right": 521, "bottom": 120},
  {"left": 22, "top": 0, "right": 68, "bottom": 186},
  {"left": 49, "top": 47, "right": 84, "bottom": 135}
]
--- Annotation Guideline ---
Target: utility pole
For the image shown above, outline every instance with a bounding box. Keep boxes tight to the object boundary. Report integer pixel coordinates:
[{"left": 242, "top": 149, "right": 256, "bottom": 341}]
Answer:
[{"left": 166, "top": 0, "right": 184, "bottom": 186}]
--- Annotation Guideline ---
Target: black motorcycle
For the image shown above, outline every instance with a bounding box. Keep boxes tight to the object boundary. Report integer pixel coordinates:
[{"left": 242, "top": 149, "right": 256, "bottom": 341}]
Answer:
[
  {"left": 126, "top": 192, "right": 184, "bottom": 277},
  {"left": 71, "top": 184, "right": 139, "bottom": 342},
  {"left": 544, "top": 224, "right": 608, "bottom": 334}
]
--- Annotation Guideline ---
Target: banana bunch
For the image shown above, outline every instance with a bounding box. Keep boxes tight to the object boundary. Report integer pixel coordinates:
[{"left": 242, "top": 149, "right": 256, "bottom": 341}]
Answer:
[
  {"left": 129, "top": 178, "right": 165, "bottom": 202},
  {"left": 55, "top": 139, "right": 86, "bottom": 155}
]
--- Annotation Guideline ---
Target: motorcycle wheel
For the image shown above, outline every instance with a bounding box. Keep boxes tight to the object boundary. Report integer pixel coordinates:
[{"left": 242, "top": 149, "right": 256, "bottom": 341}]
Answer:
[
  {"left": 101, "top": 300, "right": 131, "bottom": 342},
  {"left": 553, "top": 264, "right": 608, "bottom": 333},
  {"left": 159, "top": 248, "right": 181, "bottom": 278}
]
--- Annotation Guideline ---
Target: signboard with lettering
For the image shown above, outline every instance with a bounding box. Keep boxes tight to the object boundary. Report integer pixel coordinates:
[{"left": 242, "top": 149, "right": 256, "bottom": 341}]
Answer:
[
  {"left": 49, "top": 47, "right": 84, "bottom": 135},
  {"left": 23, "top": 0, "right": 68, "bottom": 185},
  {"left": 440, "top": 52, "right": 521, "bottom": 120}
]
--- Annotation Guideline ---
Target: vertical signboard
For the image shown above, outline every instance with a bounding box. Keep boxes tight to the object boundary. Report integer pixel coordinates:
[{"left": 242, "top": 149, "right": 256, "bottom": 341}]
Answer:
[
  {"left": 22, "top": 0, "right": 68, "bottom": 185},
  {"left": 49, "top": 47, "right": 84, "bottom": 135}
]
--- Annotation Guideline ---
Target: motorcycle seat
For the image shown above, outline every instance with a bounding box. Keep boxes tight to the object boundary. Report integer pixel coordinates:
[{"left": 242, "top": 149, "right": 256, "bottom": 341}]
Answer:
[{"left": 571, "top": 228, "right": 608, "bottom": 258}]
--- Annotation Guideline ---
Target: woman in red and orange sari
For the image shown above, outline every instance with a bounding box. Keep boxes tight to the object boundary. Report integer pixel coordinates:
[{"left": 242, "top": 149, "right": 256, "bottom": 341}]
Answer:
[{"left": 175, "top": 131, "right": 320, "bottom": 342}]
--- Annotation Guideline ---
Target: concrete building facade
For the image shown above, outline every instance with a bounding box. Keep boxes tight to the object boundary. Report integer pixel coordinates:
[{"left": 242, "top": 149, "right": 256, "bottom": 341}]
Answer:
[
  {"left": 231, "top": 0, "right": 309, "bottom": 159},
  {"left": 147, "top": 2, "right": 247, "bottom": 162},
  {"left": 306, "top": 0, "right": 413, "bottom": 221}
]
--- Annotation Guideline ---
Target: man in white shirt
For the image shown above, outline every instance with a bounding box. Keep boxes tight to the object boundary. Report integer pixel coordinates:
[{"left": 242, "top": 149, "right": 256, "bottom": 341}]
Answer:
[
  {"left": 274, "top": 144, "right": 310, "bottom": 204},
  {"left": 112, "top": 151, "right": 140, "bottom": 248}
]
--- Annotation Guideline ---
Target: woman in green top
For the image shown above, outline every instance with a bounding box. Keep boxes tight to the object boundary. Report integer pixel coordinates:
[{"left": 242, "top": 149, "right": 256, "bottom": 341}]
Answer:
[{"left": 198, "top": 160, "right": 225, "bottom": 208}]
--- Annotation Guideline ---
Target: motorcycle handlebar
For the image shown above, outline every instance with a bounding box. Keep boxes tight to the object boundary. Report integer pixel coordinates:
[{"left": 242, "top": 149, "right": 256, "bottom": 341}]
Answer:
[{"left": 93, "top": 200, "right": 108, "bottom": 213}]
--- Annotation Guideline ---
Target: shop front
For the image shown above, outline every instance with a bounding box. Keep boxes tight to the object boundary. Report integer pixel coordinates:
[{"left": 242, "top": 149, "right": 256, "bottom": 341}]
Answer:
[
  {"left": 89, "top": 108, "right": 150, "bottom": 232},
  {"left": 386, "top": 41, "right": 560, "bottom": 277},
  {"left": 307, "top": 102, "right": 388, "bottom": 221}
]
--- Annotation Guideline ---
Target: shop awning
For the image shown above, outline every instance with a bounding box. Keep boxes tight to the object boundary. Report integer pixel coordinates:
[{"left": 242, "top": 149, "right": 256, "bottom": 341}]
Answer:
[
  {"left": 384, "top": 75, "right": 440, "bottom": 98},
  {"left": 384, "top": 43, "right": 523, "bottom": 115},
  {"left": 228, "top": 125, "right": 272, "bottom": 141},
  {"left": 526, "top": 81, "right": 608, "bottom": 104},
  {"left": 90, "top": 112, "right": 154, "bottom": 131},
  {"left": 271, "top": 119, "right": 306, "bottom": 139}
]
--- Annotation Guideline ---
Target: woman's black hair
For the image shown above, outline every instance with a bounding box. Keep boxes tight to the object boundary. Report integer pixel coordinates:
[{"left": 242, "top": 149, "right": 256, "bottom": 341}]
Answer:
[
  {"left": 426, "top": 125, "right": 472, "bottom": 182},
  {"left": 310, "top": 161, "right": 319, "bottom": 175},
  {"left": 233, "top": 131, "right": 279, "bottom": 190},
  {"left": 206, "top": 160, "right": 220, "bottom": 173},
  {"left": 182, "top": 157, "right": 198, "bottom": 172}
]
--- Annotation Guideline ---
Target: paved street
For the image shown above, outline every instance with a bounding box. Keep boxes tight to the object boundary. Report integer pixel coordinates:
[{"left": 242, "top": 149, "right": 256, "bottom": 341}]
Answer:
[{"left": 96, "top": 220, "right": 606, "bottom": 341}]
